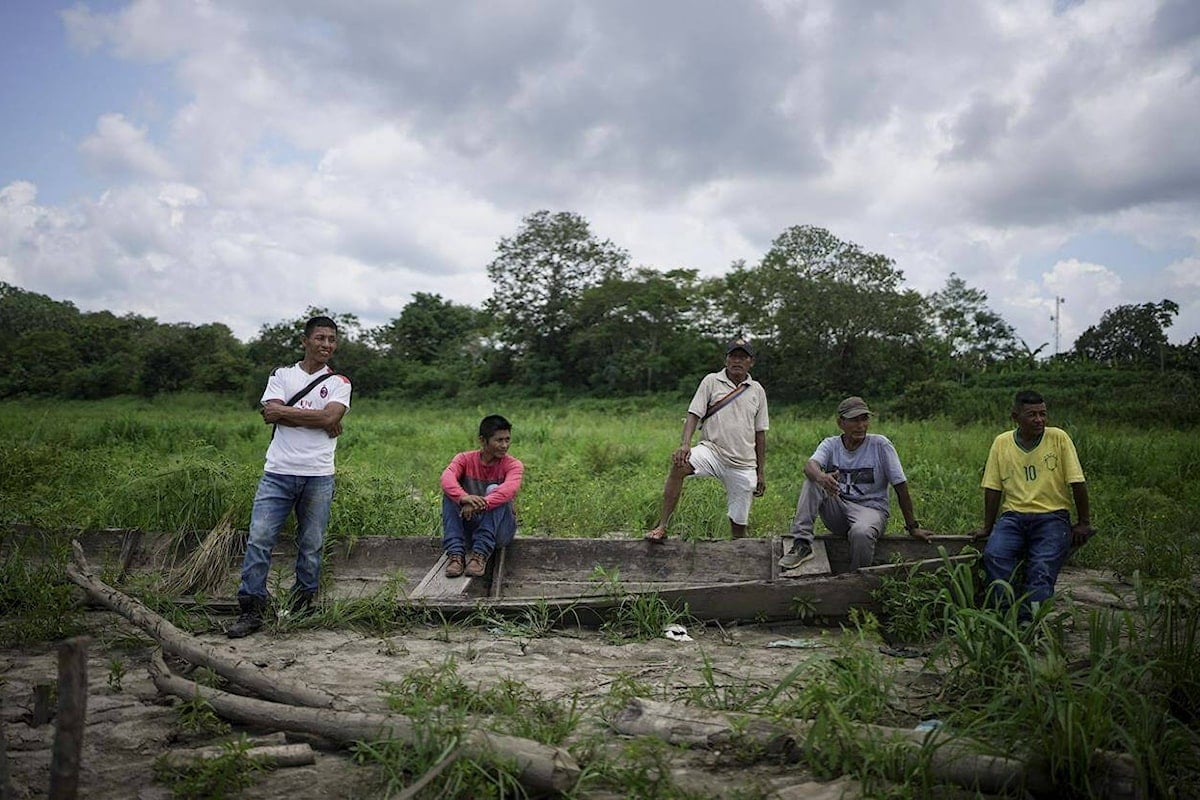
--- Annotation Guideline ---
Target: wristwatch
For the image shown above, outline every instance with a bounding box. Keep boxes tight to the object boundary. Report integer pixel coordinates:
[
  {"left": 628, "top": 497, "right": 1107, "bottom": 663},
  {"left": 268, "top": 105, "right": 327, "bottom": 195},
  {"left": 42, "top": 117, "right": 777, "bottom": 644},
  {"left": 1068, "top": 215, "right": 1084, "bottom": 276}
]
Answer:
[{"left": 905, "top": 519, "right": 921, "bottom": 532}]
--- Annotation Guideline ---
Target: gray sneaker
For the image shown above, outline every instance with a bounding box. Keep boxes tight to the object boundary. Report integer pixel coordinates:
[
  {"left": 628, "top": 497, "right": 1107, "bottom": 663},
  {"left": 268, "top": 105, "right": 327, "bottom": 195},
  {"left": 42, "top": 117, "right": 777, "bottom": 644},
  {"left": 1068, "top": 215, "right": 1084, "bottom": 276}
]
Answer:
[{"left": 779, "top": 540, "right": 814, "bottom": 570}]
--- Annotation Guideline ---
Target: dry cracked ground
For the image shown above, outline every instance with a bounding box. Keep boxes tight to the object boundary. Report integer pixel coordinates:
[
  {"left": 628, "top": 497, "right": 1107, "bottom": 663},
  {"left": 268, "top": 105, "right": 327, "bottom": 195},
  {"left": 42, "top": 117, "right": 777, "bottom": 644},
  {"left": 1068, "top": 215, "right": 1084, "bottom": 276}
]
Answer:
[{"left": 2, "top": 567, "right": 1127, "bottom": 799}]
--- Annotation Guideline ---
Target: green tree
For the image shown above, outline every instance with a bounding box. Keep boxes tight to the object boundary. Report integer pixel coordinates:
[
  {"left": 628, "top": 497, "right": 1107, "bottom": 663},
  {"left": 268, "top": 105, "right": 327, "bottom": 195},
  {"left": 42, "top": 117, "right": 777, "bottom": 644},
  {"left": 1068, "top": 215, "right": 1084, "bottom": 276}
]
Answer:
[
  {"left": 246, "top": 308, "right": 365, "bottom": 371},
  {"left": 926, "top": 273, "right": 1023, "bottom": 377},
  {"left": 58, "top": 311, "right": 156, "bottom": 397},
  {"left": 568, "top": 268, "right": 714, "bottom": 394},
  {"left": 1073, "top": 299, "right": 1179, "bottom": 368},
  {"left": 371, "top": 293, "right": 479, "bottom": 365},
  {"left": 8, "top": 329, "right": 80, "bottom": 395},
  {"left": 365, "top": 293, "right": 483, "bottom": 397},
  {"left": 0, "top": 284, "right": 80, "bottom": 395},
  {"left": 486, "top": 210, "right": 629, "bottom": 388},
  {"left": 136, "top": 322, "right": 249, "bottom": 396},
  {"left": 0, "top": 282, "right": 80, "bottom": 336},
  {"left": 719, "top": 225, "right": 932, "bottom": 400},
  {"left": 75, "top": 309, "right": 156, "bottom": 364},
  {"left": 187, "top": 324, "right": 253, "bottom": 393},
  {"left": 1174, "top": 335, "right": 1200, "bottom": 375}
]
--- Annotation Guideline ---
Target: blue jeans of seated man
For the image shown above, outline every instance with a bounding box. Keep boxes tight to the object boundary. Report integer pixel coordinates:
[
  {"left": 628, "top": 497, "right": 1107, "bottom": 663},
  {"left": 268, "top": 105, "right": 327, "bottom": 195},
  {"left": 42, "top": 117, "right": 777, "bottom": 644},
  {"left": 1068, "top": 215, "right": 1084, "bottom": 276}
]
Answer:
[
  {"left": 982, "top": 510, "right": 1071, "bottom": 618},
  {"left": 238, "top": 472, "right": 335, "bottom": 601},
  {"left": 442, "top": 486, "right": 516, "bottom": 558}
]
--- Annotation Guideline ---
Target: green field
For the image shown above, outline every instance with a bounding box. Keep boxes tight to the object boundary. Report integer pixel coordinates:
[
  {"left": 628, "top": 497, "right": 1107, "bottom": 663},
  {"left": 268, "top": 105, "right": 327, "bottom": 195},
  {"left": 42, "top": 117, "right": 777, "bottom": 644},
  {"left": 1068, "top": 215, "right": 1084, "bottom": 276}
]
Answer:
[
  {"left": 4, "top": 394, "right": 1199, "bottom": 797},
  {"left": 3, "top": 393, "right": 1197, "bottom": 581}
]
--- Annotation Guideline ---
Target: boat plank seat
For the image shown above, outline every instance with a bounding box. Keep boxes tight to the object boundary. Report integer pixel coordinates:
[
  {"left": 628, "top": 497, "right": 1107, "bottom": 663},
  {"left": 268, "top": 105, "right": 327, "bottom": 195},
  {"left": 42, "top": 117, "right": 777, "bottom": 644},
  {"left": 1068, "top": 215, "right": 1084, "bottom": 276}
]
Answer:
[
  {"left": 780, "top": 538, "right": 832, "bottom": 578},
  {"left": 409, "top": 554, "right": 479, "bottom": 600},
  {"left": 409, "top": 545, "right": 510, "bottom": 600}
]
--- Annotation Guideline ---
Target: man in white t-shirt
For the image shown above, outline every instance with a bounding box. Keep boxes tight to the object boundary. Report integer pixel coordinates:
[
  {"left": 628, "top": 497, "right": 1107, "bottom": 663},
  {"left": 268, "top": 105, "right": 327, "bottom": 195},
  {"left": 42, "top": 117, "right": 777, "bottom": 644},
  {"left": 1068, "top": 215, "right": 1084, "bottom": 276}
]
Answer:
[
  {"left": 227, "top": 315, "right": 352, "bottom": 638},
  {"left": 779, "top": 396, "right": 933, "bottom": 571}
]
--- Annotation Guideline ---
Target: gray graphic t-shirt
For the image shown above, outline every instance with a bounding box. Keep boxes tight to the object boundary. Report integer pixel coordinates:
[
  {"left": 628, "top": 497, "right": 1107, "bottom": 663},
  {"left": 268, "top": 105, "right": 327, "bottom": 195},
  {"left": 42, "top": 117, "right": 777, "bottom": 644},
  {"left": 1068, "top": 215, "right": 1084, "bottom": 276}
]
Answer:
[{"left": 810, "top": 434, "right": 907, "bottom": 513}]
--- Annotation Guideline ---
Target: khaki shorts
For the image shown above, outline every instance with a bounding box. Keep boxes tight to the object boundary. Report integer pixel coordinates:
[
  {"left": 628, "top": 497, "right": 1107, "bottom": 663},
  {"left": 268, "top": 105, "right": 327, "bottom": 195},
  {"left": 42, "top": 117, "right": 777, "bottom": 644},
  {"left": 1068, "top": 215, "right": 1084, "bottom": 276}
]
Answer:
[{"left": 688, "top": 443, "right": 757, "bottom": 525}]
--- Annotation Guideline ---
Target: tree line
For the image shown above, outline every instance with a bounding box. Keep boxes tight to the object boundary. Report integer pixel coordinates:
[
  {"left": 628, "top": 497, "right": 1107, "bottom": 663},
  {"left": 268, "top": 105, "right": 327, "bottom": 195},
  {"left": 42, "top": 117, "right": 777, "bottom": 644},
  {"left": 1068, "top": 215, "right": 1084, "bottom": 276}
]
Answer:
[{"left": 3, "top": 210, "right": 1197, "bottom": 413}]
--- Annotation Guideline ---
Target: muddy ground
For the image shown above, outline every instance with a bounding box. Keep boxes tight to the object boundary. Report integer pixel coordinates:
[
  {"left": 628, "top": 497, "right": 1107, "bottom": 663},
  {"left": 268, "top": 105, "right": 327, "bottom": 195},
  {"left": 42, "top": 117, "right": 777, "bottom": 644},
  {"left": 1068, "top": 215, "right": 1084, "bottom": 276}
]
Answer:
[{"left": 1, "top": 567, "right": 1129, "bottom": 799}]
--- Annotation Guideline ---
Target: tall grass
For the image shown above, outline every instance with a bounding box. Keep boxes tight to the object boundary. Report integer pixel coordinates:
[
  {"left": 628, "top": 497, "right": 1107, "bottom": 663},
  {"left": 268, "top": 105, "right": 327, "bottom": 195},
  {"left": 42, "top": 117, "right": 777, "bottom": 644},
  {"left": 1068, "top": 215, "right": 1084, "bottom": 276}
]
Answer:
[
  {"left": 353, "top": 656, "right": 583, "bottom": 797},
  {"left": 0, "top": 537, "right": 84, "bottom": 644},
  {"left": 870, "top": 557, "right": 1200, "bottom": 797},
  {"left": 2, "top": 395, "right": 1197, "bottom": 581}
]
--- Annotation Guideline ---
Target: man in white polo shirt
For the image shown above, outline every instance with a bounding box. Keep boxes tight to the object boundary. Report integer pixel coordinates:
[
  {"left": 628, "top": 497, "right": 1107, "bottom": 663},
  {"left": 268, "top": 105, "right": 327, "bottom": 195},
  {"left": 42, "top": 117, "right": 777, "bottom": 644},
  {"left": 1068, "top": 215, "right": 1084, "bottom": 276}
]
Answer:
[
  {"left": 644, "top": 339, "right": 768, "bottom": 542},
  {"left": 227, "top": 315, "right": 351, "bottom": 639}
]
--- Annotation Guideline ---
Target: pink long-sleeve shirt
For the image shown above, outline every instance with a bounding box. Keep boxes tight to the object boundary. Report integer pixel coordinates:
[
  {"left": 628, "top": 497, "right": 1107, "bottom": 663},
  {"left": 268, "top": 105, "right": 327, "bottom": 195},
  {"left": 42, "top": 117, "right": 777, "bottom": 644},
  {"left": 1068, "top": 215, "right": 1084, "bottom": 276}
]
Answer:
[{"left": 440, "top": 451, "right": 524, "bottom": 510}]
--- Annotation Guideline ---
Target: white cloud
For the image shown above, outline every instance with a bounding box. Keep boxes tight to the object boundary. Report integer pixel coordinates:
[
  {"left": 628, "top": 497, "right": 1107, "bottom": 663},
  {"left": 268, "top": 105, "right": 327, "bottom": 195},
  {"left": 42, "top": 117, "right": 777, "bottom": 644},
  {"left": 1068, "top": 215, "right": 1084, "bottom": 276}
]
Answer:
[
  {"left": 79, "top": 113, "right": 175, "bottom": 181},
  {"left": 1167, "top": 257, "right": 1200, "bottom": 289},
  {"left": 0, "top": 0, "right": 1195, "bottom": 347},
  {"left": 1039, "top": 259, "right": 1124, "bottom": 349}
]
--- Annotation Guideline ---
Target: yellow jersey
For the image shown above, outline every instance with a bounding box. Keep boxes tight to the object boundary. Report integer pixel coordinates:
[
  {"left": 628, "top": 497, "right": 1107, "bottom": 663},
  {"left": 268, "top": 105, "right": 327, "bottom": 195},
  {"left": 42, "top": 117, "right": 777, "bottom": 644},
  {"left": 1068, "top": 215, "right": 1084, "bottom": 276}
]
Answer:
[{"left": 981, "top": 427, "right": 1085, "bottom": 515}]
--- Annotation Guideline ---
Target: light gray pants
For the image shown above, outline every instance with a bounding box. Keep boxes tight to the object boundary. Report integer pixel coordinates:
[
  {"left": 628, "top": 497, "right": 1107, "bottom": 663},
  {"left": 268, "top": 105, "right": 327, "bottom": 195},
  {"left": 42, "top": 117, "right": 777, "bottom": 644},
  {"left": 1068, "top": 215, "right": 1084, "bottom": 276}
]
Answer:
[{"left": 788, "top": 480, "right": 888, "bottom": 570}]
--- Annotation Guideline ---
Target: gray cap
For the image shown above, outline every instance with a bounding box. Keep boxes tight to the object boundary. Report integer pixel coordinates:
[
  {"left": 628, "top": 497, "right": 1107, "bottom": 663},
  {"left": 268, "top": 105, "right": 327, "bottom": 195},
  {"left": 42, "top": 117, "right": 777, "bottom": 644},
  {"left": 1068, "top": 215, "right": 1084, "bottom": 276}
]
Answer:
[{"left": 837, "top": 396, "right": 873, "bottom": 419}]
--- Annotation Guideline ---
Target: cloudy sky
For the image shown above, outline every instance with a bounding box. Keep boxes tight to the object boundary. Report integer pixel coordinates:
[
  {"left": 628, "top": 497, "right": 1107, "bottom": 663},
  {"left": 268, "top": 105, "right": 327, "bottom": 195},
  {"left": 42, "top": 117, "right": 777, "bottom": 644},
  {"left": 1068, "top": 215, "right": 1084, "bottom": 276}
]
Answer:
[{"left": 2, "top": 0, "right": 1198, "bottom": 352}]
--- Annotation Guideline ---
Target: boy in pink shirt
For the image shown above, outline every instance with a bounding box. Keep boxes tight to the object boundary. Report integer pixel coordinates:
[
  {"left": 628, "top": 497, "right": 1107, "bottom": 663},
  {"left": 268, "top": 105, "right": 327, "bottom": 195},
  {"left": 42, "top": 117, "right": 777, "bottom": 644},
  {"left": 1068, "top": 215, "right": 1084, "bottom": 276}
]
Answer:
[{"left": 440, "top": 414, "right": 524, "bottom": 577}]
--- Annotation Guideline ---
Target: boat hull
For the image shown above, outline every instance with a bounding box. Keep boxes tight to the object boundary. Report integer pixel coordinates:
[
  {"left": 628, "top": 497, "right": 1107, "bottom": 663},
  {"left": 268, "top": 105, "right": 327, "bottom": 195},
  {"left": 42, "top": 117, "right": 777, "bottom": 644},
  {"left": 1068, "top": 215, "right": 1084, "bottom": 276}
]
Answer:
[{"left": 7, "top": 525, "right": 977, "bottom": 623}]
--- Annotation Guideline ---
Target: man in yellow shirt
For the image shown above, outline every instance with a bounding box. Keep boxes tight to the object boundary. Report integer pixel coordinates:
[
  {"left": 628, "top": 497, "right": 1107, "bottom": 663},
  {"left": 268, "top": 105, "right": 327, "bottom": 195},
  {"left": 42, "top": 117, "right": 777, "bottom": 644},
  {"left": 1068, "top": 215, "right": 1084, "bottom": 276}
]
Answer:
[{"left": 978, "top": 390, "right": 1094, "bottom": 619}]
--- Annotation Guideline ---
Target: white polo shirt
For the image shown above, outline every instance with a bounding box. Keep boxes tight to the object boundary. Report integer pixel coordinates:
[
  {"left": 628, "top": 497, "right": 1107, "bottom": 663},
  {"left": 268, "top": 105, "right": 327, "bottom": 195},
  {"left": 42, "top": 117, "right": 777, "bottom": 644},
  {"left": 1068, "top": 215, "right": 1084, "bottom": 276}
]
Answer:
[{"left": 687, "top": 369, "right": 769, "bottom": 469}]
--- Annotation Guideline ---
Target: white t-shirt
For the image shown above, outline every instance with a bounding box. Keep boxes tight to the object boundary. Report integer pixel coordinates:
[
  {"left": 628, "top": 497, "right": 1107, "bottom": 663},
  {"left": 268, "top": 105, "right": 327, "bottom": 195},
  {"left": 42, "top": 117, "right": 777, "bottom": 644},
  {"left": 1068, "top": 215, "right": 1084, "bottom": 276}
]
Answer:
[
  {"left": 810, "top": 433, "right": 906, "bottom": 513},
  {"left": 261, "top": 363, "right": 352, "bottom": 476}
]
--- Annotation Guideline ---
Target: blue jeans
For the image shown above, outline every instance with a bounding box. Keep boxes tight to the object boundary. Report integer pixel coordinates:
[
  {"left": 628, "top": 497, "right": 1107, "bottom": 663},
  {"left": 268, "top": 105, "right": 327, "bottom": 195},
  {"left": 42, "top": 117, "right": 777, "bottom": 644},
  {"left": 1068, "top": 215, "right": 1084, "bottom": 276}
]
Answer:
[
  {"left": 238, "top": 472, "right": 335, "bottom": 600},
  {"left": 983, "top": 510, "right": 1071, "bottom": 616},
  {"left": 442, "top": 488, "right": 516, "bottom": 557}
]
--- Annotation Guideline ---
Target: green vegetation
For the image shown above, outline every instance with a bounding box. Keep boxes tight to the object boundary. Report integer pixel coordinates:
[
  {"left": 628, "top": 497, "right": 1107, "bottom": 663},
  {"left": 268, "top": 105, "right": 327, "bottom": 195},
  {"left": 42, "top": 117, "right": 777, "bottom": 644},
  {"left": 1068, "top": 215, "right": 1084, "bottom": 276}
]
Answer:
[
  {"left": 175, "top": 694, "right": 231, "bottom": 737},
  {"left": 152, "top": 736, "right": 268, "bottom": 800},
  {"left": 106, "top": 657, "right": 127, "bottom": 692},
  {"left": 868, "top": 557, "right": 1200, "bottom": 797},
  {"left": 2, "top": 389, "right": 1196, "bottom": 649},
  {"left": 353, "top": 657, "right": 583, "bottom": 797},
  {"left": 4, "top": 216, "right": 1199, "bottom": 411},
  {"left": 2, "top": 394, "right": 1196, "bottom": 571},
  {"left": 2, "top": 389, "right": 1197, "bottom": 796},
  {"left": 590, "top": 565, "right": 694, "bottom": 643},
  {"left": 0, "top": 539, "right": 84, "bottom": 644}
]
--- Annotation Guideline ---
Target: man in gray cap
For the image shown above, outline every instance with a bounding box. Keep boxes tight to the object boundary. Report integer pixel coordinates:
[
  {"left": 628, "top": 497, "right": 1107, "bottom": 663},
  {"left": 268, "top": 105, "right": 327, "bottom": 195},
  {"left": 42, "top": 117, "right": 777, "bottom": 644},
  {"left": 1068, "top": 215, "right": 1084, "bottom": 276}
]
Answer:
[
  {"left": 779, "top": 396, "right": 932, "bottom": 570},
  {"left": 644, "top": 338, "right": 768, "bottom": 542}
]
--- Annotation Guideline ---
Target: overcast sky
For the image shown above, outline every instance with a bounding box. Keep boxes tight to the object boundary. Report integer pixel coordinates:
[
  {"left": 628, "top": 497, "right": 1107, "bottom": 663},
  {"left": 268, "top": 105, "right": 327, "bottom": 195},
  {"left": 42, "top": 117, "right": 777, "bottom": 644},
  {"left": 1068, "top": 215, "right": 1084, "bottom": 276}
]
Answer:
[{"left": 2, "top": 0, "right": 1198, "bottom": 353}]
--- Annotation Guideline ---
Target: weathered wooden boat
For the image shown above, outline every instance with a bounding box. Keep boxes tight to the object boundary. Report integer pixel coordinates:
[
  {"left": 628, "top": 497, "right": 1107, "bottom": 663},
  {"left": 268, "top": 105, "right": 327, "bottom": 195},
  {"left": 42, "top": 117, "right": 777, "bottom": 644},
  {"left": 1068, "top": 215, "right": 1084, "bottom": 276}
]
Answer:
[{"left": 17, "top": 526, "right": 978, "bottom": 625}]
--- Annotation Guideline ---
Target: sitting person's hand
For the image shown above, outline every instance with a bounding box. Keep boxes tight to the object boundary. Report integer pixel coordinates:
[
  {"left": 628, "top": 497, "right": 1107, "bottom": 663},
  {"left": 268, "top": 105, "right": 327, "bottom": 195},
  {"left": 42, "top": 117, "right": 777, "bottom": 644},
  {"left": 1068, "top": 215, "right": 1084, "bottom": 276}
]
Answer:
[{"left": 907, "top": 526, "right": 934, "bottom": 543}]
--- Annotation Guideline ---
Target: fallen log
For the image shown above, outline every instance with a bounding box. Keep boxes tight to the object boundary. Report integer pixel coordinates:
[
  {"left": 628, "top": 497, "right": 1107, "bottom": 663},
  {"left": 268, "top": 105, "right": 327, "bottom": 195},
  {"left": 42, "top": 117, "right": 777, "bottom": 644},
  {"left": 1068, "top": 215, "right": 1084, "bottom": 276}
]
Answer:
[
  {"left": 65, "top": 540, "right": 343, "bottom": 710},
  {"left": 148, "top": 651, "right": 579, "bottom": 795},
  {"left": 611, "top": 697, "right": 1143, "bottom": 799},
  {"left": 156, "top": 743, "right": 315, "bottom": 769},
  {"left": 608, "top": 696, "right": 799, "bottom": 760}
]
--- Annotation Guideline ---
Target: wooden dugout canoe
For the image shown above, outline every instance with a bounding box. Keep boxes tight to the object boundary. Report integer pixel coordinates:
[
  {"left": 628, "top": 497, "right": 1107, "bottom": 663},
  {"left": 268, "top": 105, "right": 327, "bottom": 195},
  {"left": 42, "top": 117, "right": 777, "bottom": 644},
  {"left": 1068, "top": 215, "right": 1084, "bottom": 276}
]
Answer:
[{"left": 10, "top": 525, "right": 977, "bottom": 625}]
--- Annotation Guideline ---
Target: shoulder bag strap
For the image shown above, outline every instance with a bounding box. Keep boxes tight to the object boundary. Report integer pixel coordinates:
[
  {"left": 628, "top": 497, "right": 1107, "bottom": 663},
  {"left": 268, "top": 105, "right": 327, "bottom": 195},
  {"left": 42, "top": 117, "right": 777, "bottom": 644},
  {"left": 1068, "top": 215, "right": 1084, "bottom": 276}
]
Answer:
[
  {"left": 284, "top": 371, "right": 339, "bottom": 407},
  {"left": 700, "top": 383, "right": 750, "bottom": 422},
  {"left": 270, "top": 371, "right": 341, "bottom": 439}
]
